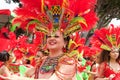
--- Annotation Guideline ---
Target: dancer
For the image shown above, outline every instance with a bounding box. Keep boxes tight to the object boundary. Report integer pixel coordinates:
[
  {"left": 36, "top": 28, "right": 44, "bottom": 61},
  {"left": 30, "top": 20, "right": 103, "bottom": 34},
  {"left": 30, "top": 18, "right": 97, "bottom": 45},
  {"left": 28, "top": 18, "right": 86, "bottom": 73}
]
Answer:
[
  {"left": 91, "top": 26, "right": 120, "bottom": 80},
  {"left": 25, "top": 50, "right": 46, "bottom": 78},
  {"left": 88, "top": 52, "right": 100, "bottom": 80},
  {"left": 0, "top": 50, "right": 13, "bottom": 80},
  {"left": 1, "top": 0, "right": 98, "bottom": 79}
]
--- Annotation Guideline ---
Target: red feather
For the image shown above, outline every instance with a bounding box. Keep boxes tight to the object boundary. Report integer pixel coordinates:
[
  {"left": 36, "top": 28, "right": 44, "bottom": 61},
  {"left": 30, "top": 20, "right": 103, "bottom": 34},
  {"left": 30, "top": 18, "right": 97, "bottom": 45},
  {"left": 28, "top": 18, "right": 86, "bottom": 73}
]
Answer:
[
  {"left": 0, "top": 38, "right": 11, "bottom": 52},
  {"left": 69, "top": 0, "right": 96, "bottom": 15},
  {"left": 81, "top": 11, "right": 98, "bottom": 30},
  {"left": 91, "top": 26, "right": 120, "bottom": 50},
  {"left": 0, "top": 9, "right": 11, "bottom": 15},
  {"left": 13, "top": 0, "right": 98, "bottom": 33}
]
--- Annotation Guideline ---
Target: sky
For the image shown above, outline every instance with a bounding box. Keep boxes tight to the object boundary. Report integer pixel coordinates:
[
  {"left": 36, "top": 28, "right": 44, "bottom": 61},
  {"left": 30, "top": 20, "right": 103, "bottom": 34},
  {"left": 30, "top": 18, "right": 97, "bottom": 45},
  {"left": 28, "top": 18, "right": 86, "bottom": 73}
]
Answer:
[
  {"left": 109, "top": 18, "right": 120, "bottom": 27},
  {"left": 0, "top": 0, "right": 18, "bottom": 11},
  {"left": 0, "top": 0, "right": 120, "bottom": 27}
]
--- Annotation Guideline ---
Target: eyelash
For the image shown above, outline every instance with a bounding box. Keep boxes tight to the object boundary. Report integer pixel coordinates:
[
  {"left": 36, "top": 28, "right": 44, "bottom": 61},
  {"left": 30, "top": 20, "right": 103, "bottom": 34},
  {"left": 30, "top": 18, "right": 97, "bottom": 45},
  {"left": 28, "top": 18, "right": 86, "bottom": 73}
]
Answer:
[
  {"left": 47, "top": 36, "right": 59, "bottom": 38},
  {"left": 112, "top": 52, "right": 119, "bottom": 53}
]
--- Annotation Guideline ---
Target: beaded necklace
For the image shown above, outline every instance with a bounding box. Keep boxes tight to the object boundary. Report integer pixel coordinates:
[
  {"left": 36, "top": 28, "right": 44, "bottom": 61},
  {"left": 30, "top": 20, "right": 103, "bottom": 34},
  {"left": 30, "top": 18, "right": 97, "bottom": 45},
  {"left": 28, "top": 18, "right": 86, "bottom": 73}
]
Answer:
[{"left": 40, "top": 54, "right": 64, "bottom": 73}]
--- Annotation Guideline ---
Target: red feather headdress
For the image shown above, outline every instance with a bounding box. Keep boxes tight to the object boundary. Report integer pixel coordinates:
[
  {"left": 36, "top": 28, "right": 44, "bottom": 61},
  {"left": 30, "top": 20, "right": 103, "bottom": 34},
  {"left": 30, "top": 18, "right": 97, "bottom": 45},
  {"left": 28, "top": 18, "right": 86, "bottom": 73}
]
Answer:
[
  {"left": 90, "top": 25, "right": 120, "bottom": 51},
  {"left": 12, "top": 0, "right": 98, "bottom": 37}
]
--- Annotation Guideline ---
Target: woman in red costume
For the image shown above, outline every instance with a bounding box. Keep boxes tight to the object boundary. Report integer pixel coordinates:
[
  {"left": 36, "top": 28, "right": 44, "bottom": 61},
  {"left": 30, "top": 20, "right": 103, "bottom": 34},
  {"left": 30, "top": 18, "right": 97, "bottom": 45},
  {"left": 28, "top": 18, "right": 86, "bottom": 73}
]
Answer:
[
  {"left": 0, "top": 50, "right": 13, "bottom": 80},
  {"left": 0, "top": 0, "right": 98, "bottom": 79},
  {"left": 96, "top": 48, "right": 120, "bottom": 80},
  {"left": 91, "top": 26, "right": 120, "bottom": 80},
  {"left": 35, "top": 30, "right": 76, "bottom": 79},
  {"left": 88, "top": 52, "right": 101, "bottom": 80}
]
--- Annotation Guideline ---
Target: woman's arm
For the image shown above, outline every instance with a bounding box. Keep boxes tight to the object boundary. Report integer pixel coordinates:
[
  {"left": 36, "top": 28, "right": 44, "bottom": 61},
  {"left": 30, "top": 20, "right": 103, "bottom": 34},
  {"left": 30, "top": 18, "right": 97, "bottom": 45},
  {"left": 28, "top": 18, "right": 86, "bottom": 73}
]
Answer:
[
  {"left": 96, "top": 62, "right": 106, "bottom": 78},
  {"left": 95, "top": 77, "right": 109, "bottom": 80},
  {"left": 95, "top": 62, "right": 108, "bottom": 80},
  {"left": 2, "top": 65, "right": 11, "bottom": 77},
  {"left": 0, "top": 74, "right": 47, "bottom": 80},
  {"left": 83, "top": 70, "right": 96, "bottom": 75}
]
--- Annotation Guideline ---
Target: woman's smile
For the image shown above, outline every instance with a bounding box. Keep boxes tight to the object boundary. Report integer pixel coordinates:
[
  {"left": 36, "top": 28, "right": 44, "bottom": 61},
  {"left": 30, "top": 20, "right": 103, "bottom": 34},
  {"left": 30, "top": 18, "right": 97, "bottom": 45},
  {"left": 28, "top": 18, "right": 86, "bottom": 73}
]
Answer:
[{"left": 48, "top": 40, "right": 57, "bottom": 45}]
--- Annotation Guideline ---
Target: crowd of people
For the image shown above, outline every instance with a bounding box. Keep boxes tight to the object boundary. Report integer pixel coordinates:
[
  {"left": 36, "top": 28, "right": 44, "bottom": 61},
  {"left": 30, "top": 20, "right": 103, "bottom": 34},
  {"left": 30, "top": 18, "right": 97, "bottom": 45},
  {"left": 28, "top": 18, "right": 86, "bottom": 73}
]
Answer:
[{"left": 0, "top": 0, "right": 120, "bottom": 80}]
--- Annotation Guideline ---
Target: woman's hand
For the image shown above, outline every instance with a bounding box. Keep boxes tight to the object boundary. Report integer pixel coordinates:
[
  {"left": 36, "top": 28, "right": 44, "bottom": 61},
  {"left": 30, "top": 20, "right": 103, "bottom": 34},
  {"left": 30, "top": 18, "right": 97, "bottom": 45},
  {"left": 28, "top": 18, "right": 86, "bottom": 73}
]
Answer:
[
  {"left": 109, "top": 74, "right": 115, "bottom": 80},
  {"left": 0, "top": 74, "right": 14, "bottom": 80},
  {"left": 95, "top": 78, "right": 109, "bottom": 80},
  {"left": 55, "top": 55, "right": 77, "bottom": 80}
]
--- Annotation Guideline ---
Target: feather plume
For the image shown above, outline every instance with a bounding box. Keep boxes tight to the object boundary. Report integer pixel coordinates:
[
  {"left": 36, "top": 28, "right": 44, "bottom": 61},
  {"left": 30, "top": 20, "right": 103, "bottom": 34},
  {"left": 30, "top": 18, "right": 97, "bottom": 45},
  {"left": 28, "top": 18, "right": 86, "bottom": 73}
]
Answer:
[
  {"left": 91, "top": 25, "right": 120, "bottom": 51},
  {"left": 13, "top": 0, "right": 98, "bottom": 35}
]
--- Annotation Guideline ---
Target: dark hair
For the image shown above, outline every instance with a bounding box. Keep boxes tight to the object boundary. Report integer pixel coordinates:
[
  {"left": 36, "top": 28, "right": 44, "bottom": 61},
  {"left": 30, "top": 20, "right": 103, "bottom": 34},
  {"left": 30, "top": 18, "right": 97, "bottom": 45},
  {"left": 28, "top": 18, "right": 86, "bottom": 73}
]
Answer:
[
  {"left": 117, "top": 50, "right": 120, "bottom": 63},
  {"left": 99, "top": 50, "right": 120, "bottom": 64},
  {"left": 64, "top": 36, "right": 70, "bottom": 51},
  {"left": 37, "top": 49, "right": 49, "bottom": 56},
  {"left": 26, "top": 59, "right": 30, "bottom": 64},
  {"left": 99, "top": 50, "right": 110, "bottom": 64},
  {"left": 0, "top": 50, "right": 10, "bottom": 62}
]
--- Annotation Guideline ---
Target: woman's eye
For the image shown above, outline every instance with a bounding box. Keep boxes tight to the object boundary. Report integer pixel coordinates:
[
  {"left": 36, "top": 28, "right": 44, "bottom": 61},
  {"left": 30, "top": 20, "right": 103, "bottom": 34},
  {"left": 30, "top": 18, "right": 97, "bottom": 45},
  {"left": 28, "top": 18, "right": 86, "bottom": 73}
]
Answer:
[
  {"left": 46, "top": 35, "right": 59, "bottom": 38},
  {"left": 36, "top": 55, "right": 40, "bottom": 58},
  {"left": 54, "top": 36, "right": 59, "bottom": 38},
  {"left": 111, "top": 51, "right": 119, "bottom": 53},
  {"left": 47, "top": 36, "right": 51, "bottom": 38}
]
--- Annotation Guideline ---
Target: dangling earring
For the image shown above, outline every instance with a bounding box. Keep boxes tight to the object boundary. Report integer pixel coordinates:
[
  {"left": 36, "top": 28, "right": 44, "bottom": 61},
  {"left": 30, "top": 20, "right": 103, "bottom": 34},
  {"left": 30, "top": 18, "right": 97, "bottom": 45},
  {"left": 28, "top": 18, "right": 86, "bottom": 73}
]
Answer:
[{"left": 62, "top": 46, "right": 66, "bottom": 53}]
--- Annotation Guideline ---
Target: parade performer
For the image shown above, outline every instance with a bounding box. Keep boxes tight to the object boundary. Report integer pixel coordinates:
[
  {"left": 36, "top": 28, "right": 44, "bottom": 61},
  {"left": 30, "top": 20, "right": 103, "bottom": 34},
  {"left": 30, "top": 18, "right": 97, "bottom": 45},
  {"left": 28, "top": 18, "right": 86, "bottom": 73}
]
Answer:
[
  {"left": 91, "top": 26, "right": 120, "bottom": 80},
  {"left": 0, "top": 0, "right": 98, "bottom": 80},
  {"left": 13, "top": 0, "right": 98, "bottom": 79},
  {"left": 0, "top": 50, "right": 13, "bottom": 80}
]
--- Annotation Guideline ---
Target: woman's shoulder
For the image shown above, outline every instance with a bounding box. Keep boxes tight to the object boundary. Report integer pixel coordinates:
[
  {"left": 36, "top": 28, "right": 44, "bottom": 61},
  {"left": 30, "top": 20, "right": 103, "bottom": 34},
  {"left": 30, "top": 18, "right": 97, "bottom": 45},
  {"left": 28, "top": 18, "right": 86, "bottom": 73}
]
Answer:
[
  {"left": 99, "top": 62, "right": 108, "bottom": 69},
  {"left": 41, "top": 56, "right": 48, "bottom": 63},
  {"left": 42, "top": 56, "right": 48, "bottom": 59},
  {"left": 25, "top": 67, "right": 35, "bottom": 77},
  {"left": 0, "top": 63, "right": 5, "bottom": 73},
  {"left": 26, "top": 67, "right": 35, "bottom": 72},
  {"left": 0, "top": 62, "right": 4, "bottom": 67},
  {"left": 0, "top": 64, "right": 7, "bottom": 69},
  {"left": 100, "top": 62, "right": 107, "bottom": 65},
  {"left": 38, "top": 56, "right": 48, "bottom": 67}
]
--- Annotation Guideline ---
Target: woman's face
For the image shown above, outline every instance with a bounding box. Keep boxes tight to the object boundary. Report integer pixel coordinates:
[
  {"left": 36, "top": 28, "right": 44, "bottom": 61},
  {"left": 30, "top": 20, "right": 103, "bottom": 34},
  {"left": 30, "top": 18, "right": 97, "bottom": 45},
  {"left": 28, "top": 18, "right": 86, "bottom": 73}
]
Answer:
[
  {"left": 8, "top": 53, "right": 15, "bottom": 63},
  {"left": 110, "top": 50, "right": 119, "bottom": 60},
  {"left": 35, "top": 51, "right": 44, "bottom": 63},
  {"left": 46, "top": 31, "right": 65, "bottom": 50},
  {"left": 95, "top": 53, "right": 100, "bottom": 63}
]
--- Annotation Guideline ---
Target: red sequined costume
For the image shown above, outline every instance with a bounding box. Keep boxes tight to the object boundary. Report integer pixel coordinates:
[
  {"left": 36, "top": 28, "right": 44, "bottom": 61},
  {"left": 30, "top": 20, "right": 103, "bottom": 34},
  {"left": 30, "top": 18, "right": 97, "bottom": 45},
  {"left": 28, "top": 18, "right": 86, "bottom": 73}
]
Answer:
[{"left": 98, "top": 62, "right": 120, "bottom": 80}]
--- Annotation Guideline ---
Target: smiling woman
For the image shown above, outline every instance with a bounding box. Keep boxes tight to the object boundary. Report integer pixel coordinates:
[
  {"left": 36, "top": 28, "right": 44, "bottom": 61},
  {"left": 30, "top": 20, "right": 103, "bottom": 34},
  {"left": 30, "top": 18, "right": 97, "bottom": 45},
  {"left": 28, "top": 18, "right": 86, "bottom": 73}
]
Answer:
[{"left": 91, "top": 26, "right": 120, "bottom": 80}]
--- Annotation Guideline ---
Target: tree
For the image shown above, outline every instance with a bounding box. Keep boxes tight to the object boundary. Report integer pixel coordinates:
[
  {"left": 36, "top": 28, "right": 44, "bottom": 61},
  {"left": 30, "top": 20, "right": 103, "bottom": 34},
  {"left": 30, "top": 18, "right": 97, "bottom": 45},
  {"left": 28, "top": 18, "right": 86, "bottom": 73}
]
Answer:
[
  {"left": 96, "top": 0, "right": 120, "bottom": 29},
  {"left": 84, "top": 0, "right": 120, "bottom": 45}
]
